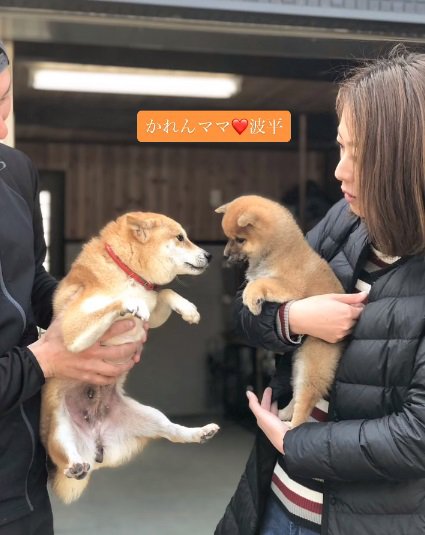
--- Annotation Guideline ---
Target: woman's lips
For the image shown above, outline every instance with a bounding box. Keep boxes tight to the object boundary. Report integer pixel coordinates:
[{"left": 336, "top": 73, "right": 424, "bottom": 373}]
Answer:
[{"left": 342, "top": 190, "right": 356, "bottom": 203}]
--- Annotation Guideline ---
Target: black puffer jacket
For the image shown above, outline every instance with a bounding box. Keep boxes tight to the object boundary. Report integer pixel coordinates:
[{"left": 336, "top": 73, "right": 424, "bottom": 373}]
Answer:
[
  {"left": 216, "top": 199, "right": 425, "bottom": 535},
  {"left": 0, "top": 144, "right": 57, "bottom": 526}
]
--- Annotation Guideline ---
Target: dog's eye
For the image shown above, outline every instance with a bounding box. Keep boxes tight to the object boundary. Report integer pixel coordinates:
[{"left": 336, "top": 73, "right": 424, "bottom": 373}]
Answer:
[
  {"left": 235, "top": 237, "right": 246, "bottom": 244},
  {"left": 176, "top": 234, "right": 184, "bottom": 242}
]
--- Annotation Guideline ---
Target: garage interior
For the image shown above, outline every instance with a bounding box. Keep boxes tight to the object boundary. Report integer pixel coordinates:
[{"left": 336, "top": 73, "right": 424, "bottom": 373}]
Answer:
[{"left": 2, "top": 1, "right": 425, "bottom": 533}]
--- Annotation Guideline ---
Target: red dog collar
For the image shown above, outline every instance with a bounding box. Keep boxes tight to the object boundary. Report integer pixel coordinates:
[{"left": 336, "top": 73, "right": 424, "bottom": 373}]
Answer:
[{"left": 104, "top": 244, "right": 157, "bottom": 291}]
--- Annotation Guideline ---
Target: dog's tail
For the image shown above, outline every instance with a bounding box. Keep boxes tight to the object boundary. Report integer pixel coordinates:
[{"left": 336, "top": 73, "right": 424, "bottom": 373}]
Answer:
[{"left": 51, "top": 471, "right": 91, "bottom": 504}]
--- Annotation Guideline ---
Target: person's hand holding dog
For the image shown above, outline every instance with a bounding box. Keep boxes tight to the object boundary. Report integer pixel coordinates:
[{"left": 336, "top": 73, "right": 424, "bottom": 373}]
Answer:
[
  {"left": 30, "top": 318, "right": 148, "bottom": 385},
  {"left": 247, "top": 387, "right": 290, "bottom": 454},
  {"left": 288, "top": 292, "right": 367, "bottom": 343}
]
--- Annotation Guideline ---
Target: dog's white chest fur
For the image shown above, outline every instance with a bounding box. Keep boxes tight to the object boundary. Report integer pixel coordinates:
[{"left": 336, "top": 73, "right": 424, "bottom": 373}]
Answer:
[
  {"left": 82, "top": 280, "right": 156, "bottom": 313},
  {"left": 246, "top": 263, "right": 274, "bottom": 281}
]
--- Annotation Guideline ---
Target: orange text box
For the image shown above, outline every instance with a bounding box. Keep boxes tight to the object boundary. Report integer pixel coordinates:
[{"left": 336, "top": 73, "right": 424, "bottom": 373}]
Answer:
[{"left": 137, "top": 110, "right": 291, "bottom": 143}]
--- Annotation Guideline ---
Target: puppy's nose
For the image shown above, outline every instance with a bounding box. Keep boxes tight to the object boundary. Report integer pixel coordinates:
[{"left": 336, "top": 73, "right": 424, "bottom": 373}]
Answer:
[{"left": 204, "top": 251, "right": 213, "bottom": 263}]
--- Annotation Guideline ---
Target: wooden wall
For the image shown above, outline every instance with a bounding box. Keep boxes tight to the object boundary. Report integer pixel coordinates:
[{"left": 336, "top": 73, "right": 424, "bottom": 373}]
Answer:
[{"left": 19, "top": 142, "right": 324, "bottom": 241}]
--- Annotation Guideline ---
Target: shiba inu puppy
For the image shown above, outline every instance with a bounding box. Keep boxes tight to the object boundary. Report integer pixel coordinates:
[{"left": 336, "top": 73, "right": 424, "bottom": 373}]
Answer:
[
  {"left": 216, "top": 195, "right": 344, "bottom": 428},
  {"left": 41, "top": 211, "right": 219, "bottom": 503}
]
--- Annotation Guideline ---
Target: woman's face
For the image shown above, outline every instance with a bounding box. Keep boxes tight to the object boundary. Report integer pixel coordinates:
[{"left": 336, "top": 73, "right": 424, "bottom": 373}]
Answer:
[{"left": 335, "top": 108, "right": 361, "bottom": 216}]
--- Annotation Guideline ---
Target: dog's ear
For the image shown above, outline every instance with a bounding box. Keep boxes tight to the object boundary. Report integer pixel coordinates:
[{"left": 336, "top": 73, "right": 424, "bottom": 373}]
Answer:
[
  {"left": 215, "top": 203, "right": 229, "bottom": 214},
  {"left": 237, "top": 212, "right": 256, "bottom": 228},
  {"left": 126, "top": 214, "right": 161, "bottom": 243}
]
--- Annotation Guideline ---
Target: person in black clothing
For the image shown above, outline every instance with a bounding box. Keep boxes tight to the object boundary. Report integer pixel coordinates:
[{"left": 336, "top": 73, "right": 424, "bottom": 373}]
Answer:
[
  {"left": 0, "top": 43, "right": 146, "bottom": 534},
  {"left": 216, "top": 46, "right": 425, "bottom": 535}
]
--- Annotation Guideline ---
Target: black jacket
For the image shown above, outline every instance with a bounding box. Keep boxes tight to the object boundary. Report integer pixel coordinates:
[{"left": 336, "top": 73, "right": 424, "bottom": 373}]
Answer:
[
  {"left": 0, "top": 144, "right": 57, "bottom": 526},
  {"left": 216, "top": 199, "right": 425, "bottom": 535}
]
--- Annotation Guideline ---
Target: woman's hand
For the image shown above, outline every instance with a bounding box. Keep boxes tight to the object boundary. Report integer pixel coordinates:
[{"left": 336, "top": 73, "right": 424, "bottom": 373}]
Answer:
[
  {"left": 288, "top": 292, "right": 367, "bottom": 343},
  {"left": 247, "top": 387, "right": 290, "bottom": 454},
  {"left": 30, "top": 318, "right": 149, "bottom": 385}
]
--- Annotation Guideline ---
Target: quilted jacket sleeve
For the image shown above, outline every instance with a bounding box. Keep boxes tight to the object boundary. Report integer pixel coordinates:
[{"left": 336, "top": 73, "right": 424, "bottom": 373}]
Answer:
[
  {"left": 284, "top": 335, "right": 425, "bottom": 481},
  {"left": 233, "top": 293, "right": 297, "bottom": 354}
]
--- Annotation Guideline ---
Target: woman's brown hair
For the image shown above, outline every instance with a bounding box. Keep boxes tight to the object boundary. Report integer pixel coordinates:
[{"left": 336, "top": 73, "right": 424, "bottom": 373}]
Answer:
[{"left": 336, "top": 45, "right": 425, "bottom": 256}]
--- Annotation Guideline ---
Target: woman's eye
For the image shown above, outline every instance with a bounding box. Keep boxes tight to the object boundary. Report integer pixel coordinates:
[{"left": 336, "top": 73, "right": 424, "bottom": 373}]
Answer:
[
  {"left": 235, "top": 237, "right": 246, "bottom": 244},
  {"left": 336, "top": 140, "right": 345, "bottom": 154},
  {"left": 176, "top": 234, "right": 184, "bottom": 242}
]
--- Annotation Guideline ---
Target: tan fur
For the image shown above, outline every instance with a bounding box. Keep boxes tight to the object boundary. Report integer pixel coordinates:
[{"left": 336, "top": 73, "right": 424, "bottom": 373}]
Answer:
[
  {"left": 41, "top": 211, "right": 219, "bottom": 504},
  {"left": 216, "top": 195, "right": 344, "bottom": 428}
]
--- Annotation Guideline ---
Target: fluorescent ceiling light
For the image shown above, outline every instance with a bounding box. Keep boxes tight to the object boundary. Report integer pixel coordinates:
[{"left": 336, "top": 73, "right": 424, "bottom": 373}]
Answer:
[{"left": 29, "top": 63, "right": 241, "bottom": 99}]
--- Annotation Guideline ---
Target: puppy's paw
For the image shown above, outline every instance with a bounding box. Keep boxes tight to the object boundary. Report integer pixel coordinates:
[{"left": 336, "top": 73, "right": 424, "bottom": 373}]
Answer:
[
  {"left": 199, "top": 423, "right": 220, "bottom": 444},
  {"left": 121, "top": 299, "right": 150, "bottom": 321},
  {"left": 278, "top": 400, "right": 294, "bottom": 422},
  {"left": 177, "top": 303, "right": 200, "bottom": 324},
  {"left": 64, "top": 462, "right": 90, "bottom": 480},
  {"left": 242, "top": 287, "right": 265, "bottom": 316}
]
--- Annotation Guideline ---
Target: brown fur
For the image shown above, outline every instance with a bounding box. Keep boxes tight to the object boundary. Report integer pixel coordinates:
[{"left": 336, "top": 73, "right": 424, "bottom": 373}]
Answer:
[
  {"left": 41, "top": 211, "right": 218, "bottom": 503},
  {"left": 216, "top": 195, "right": 344, "bottom": 427}
]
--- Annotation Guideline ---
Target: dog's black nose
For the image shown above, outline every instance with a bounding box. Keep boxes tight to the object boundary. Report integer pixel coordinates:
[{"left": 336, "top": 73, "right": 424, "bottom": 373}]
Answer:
[{"left": 205, "top": 251, "right": 213, "bottom": 263}]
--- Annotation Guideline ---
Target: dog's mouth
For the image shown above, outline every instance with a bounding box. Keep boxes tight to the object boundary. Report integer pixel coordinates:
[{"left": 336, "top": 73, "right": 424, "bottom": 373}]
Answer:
[
  {"left": 184, "top": 262, "right": 206, "bottom": 272},
  {"left": 224, "top": 254, "right": 247, "bottom": 267}
]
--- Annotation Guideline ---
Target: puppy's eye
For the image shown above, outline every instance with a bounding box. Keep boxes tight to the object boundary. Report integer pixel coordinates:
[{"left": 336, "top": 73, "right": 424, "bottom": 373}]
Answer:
[
  {"left": 176, "top": 234, "right": 184, "bottom": 242},
  {"left": 235, "top": 237, "right": 246, "bottom": 244}
]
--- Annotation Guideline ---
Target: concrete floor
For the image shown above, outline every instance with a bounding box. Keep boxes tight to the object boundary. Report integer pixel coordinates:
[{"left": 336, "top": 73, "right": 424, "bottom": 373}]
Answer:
[{"left": 50, "top": 417, "right": 254, "bottom": 535}]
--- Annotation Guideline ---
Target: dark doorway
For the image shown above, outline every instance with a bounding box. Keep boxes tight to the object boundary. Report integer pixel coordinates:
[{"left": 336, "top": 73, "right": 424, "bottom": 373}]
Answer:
[{"left": 38, "top": 170, "right": 65, "bottom": 279}]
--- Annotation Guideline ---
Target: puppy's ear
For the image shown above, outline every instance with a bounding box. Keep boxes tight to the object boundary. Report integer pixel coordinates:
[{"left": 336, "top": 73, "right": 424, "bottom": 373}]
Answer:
[
  {"left": 215, "top": 203, "right": 229, "bottom": 214},
  {"left": 237, "top": 212, "right": 256, "bottom": 228},
  {"left": 126, "top": 214, "right": 161, "bottom": 243}
]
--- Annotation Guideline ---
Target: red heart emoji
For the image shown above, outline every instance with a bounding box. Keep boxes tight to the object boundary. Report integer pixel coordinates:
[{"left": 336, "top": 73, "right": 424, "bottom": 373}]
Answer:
[{"left": 232, "top": 118, "right": 248, "bottom": 135}]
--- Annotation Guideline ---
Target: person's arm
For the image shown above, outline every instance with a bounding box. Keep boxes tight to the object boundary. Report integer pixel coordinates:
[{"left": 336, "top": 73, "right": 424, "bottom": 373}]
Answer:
[
  {"left": 0, "top": 319, "right": 146, "bottom": 417},
  {"left": 250, "top": 336, "right": 425, "bottom": 482},
  {"left": 0, "top": 346, "right": 46, "bottom": 415},
  {"left": 284, "top": 376, "right": 425, "bottom": 482}
]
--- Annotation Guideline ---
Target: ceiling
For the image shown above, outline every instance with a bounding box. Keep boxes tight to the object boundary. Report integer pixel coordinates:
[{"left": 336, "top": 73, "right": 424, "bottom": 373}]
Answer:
[
  {"left": 14, "top": 62, "right": 339, "bottom": 139},
  {"left": 4, "top": 2, "right": 424, "bottom": 145},
  {"left": 12, "top": 41, "right": 344, "bottom": 145}
]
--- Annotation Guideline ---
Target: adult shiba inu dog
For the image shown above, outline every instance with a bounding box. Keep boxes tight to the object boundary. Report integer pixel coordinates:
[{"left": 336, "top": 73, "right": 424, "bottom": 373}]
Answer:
[
  {"left": 40, "top": 211, "right": 219, "bottom": 503},
  {"left": 216, "top": 195, "right": 344, "bottom": 428}
]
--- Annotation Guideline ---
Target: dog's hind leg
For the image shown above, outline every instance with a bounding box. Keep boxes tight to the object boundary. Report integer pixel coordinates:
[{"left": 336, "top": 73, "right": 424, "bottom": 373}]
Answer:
[
  {"left": 120, "top": 398, "right": 219, "bottom": 444},
  {"left": 288, "top": 338, "right": 342, "bottom": 428},
  {"left": 48, "top": 409, "right": 95, "bottom": 503},
  {"left": 51, "top": 467, "right": 91, "bottom": 504}
]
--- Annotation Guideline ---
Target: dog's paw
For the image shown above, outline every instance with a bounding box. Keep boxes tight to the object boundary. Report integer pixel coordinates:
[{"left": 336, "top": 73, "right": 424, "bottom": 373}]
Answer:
[
  {"left": 121, "top": 299, "right": 150, "bottom": 321},
  {"left": 199, "top": 423, "right": 220, "bottom": 444},
  {"left": 278, "top": 400, "right": 294, "bottom": 422},
  {"left": 242, "top": 287, "right": 264, "bottom": 315},
  {"left": 64, "top": 462, "right": 90, "bottom": 480},
  {"left": 68, "top": 338, "right": 91, "bottom": 353},
  {"left": 177, "top": 303, "right": 200, "bottom": 324}
]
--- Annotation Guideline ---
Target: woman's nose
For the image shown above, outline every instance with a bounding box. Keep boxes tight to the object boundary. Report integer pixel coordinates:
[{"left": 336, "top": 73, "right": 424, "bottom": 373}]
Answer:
[
  {"left": 334, "top": 161, "right": 343, "bottom": 182},
  {"left": 335, "top": 158, "right": 351, "bottom": 183}
]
